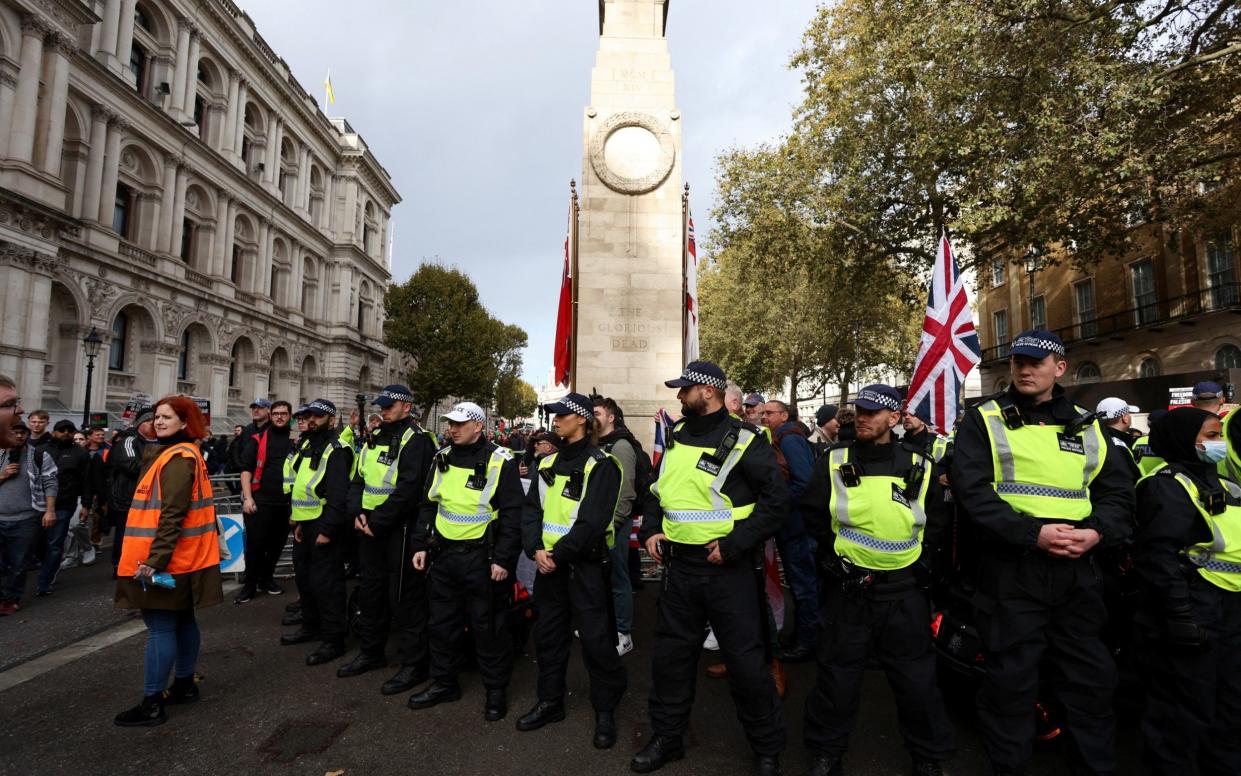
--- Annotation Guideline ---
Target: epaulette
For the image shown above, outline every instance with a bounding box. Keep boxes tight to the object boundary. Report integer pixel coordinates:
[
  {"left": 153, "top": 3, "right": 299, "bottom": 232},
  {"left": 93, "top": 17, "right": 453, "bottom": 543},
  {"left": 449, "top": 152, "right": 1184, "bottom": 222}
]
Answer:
[
  {"left": 589, "top": 448, "right": 610, "bottom": 463},
  {"left": 490, "top": 444, "right": 514, "bottom": 461},
  {"left": 435, "top": 444, "right": 451, "bottom": 456},
  {"left": 733, "top": 417, "right": 759, "bottom": 434}
]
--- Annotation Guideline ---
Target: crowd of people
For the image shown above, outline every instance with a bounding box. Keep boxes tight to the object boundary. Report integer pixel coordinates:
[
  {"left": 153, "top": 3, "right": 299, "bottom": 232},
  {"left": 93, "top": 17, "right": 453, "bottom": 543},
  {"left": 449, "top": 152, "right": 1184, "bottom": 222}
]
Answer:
[{"left": 0, "top": 330, "right": 1239, "bottom": 775}]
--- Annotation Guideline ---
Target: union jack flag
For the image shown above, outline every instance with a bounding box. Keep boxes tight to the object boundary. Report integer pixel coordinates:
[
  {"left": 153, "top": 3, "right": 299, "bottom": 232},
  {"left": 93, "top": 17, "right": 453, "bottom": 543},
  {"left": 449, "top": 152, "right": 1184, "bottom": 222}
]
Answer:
[
  {"left": 684, "top": 210, "right": 699, "bottom": 363},
  {"left": 652, "top": 408, "right": 676, "bottom": 468},
  {"left": 905, "top": 232, "right": 981, "bottom": 436}
]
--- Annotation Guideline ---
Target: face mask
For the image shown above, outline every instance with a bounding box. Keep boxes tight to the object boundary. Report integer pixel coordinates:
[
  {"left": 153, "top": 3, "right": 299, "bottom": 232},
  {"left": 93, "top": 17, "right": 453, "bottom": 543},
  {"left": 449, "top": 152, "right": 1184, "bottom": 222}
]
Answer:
[{"left": 1196, "top": 440, "right": 1229, "bottom": 464}]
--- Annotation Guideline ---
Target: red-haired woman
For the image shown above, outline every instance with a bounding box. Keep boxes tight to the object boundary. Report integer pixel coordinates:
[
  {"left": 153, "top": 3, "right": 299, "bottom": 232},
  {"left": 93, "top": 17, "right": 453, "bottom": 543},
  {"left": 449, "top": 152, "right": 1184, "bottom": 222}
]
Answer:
[{"left": 114, "top": 396, "right": 222, "bottom": 726}]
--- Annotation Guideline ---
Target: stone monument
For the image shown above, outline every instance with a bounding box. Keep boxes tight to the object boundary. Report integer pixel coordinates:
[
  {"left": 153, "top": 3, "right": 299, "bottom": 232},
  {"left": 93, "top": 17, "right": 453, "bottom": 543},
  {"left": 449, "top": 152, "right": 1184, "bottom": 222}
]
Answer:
[{"left": 575, "top": 0, "right": 684, "bottom": 446}]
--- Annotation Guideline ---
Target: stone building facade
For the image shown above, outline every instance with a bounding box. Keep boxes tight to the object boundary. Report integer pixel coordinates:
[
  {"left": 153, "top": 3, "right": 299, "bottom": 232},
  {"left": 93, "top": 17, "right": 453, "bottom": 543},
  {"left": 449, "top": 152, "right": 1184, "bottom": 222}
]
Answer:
[
  {"left": 0, "top": 0, "right": 401, "bottom": 430},
  {"left": 975, "top": 222, "right": 1240, "bottom": 412}
]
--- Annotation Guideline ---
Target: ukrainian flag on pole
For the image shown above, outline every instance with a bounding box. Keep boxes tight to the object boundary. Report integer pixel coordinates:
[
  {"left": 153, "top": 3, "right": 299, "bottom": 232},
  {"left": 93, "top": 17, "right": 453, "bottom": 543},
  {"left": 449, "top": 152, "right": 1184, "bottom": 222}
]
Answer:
[{"left": 323, "top": 70, "right": 335, "bottom": 109}]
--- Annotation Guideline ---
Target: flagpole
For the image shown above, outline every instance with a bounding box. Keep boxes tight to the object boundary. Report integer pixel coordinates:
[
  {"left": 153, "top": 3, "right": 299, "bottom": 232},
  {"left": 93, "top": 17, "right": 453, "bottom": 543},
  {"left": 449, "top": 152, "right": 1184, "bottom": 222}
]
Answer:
[
  {"left": 681, "top": 182, "right": 689, "bottom": 367},
  {"left": 569, "top": 179, "right": 580, "bottom": 393}
]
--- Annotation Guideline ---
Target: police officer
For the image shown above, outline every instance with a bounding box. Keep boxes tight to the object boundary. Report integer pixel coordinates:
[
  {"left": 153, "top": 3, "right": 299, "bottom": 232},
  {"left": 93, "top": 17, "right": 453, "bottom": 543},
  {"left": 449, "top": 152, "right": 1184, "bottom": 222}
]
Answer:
[
  {"left": 1133, "top": 407, "right": 1241, "bottom": 775},
  {"left": 1096, "top": 397, "right": 1142, "bottom": 481},
  {"left": 336, "top": 385, "right": 438, "bottom": 695},
  {"left": 1134, "top": 408, "right": 1169, "bottom": 477},
  {"left": 800, "top": 384, "right": 954, "bottom": 776},
  {"left": 408, "top": 401, "right": 523, "bottom": 721},
  {"left": 634, "top": 361, "right": 787, "bottom": 776},
  {"left": 950, "top": 331, "right": 1135, "bottom": 775},
  {"left": 280, "top": 399, "right": 356, "bottom": 666},
  {"left": 516, "top": 392, "right": 626, "bottom": 747}
]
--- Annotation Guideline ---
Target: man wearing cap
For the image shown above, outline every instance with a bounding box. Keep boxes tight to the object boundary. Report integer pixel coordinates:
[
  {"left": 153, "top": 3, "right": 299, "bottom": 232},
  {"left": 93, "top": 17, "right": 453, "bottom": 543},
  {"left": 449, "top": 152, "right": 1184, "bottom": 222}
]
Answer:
[
  {"left": 516, "top": 392, "right": 626, "bottom": 747},
  {"left": 1192, "top": 381, "right": 1224, "bottom": 414},
  {"left": 633, "top": 360, "right": 787, "bottom": 776},
  {"left": 105, "top": 406, "right": 156, "bottom": 571},
  {"left": 800, "top": 384, "right": 955, "bottom": 776},
  {"left": 1096, "top": 397, "right": 1142, "bottom": 481},
  {"left": 809, "top": 405, "right": 840, "bottom": 456},
  {"left": 337, "top": 385, "right": 438, "bottom": 696},
  {"left": 235, "top": 400, "right": 295, "bottom": 604},
  {"left": 743, "top": 393, "right": 766, "bottom": 427},
  {"left": 951, "top": 330, "right": 1135, "bottom": 776},
  {"left": 280, "top": 399, "right": 355, "bottom": 667},
  {"left": 409, "top": 401, "right": 524, "bottom": 722}
]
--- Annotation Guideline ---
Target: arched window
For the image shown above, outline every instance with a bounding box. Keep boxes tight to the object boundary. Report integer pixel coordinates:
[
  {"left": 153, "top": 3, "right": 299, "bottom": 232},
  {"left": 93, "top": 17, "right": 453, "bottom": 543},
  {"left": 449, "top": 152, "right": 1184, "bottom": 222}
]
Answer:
[
  {"left": 109, "top": 313, "right": 129, "bottom": 371},
  {"left": 1075, "top": 362, "right": 1101, "bottom": 384},
  {"left": 177, "top": 329, "right": 190, "bottom": 380},
  {"left": 1138, "top": 357, "right": 1160, "bottom": 379},
  {"left": 1216, "top": 344, "right": 1241, "bottom": 370},
  {"left": 229, "top": 340, "right": 241, "bottom": 387},
  {"left": 113, "top": 182, "right": 134, "bottom": 239}
]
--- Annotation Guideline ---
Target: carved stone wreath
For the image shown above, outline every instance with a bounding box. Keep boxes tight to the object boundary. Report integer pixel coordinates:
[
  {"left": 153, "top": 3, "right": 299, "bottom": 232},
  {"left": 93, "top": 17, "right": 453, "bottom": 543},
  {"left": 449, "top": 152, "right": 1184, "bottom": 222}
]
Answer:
[{"left": 588, "top": 111, "right": 676, "bottom": 195}]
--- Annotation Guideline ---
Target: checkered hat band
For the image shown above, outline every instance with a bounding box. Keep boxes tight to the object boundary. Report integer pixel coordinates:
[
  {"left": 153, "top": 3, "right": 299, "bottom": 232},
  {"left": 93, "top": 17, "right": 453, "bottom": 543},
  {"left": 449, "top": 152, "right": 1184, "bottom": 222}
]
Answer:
[
  {"left": 560, "top": 398, "right": 591, "bottom": 417},
  {"left": 857, "top": 390, "right": 900, "bottom": 411},
  {"left": 1012, "top": 336, "right": 1065, "bottom": 355},
  {"left": 454, "top": 406, "right": 485, "bottom": 423},
  {"left": 381, "top": 390, "right": 413, "bottom": 403},
  {"left": 683, "top": 370, "right": 726, "bottom": 390},
  {"left": 307, "top": 401, "right": 336, "bottom": 416}
]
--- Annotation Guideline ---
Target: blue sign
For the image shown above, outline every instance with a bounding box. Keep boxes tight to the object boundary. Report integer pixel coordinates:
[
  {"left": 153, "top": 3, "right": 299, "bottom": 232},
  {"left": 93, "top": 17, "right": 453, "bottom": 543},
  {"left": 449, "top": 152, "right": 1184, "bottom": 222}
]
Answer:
[{"left": 218, "top": 513, "right": 246, "bottom": 574}]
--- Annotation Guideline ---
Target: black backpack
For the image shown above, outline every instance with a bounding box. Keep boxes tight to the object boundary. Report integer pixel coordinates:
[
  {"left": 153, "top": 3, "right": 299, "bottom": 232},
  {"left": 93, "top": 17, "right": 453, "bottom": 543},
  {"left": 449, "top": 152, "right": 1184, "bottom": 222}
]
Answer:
[{"left": 603, "top": 432, "right": 654, "bottom": 519}]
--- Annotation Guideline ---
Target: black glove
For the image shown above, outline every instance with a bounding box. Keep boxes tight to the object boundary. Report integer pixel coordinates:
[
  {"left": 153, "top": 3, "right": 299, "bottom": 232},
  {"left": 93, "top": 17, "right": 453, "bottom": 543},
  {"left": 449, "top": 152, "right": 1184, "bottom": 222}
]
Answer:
[{"left": 1164, "top": 602, "right": 1208, "bottom": 649}]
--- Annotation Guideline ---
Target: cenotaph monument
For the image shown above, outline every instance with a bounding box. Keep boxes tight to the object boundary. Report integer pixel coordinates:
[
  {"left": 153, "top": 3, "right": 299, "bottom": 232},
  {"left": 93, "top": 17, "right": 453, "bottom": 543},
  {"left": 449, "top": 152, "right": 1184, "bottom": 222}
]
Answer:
[{"left": 575, "top": 0, "right": 684, "bottom": 446}]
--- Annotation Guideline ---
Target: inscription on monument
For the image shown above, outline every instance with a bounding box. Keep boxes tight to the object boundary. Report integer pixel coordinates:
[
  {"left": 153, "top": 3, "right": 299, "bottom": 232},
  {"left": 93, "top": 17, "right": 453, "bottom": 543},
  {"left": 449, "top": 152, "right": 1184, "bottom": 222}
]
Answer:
[{"left": 602, "top": 307, "right": 664, "bottom": 351}]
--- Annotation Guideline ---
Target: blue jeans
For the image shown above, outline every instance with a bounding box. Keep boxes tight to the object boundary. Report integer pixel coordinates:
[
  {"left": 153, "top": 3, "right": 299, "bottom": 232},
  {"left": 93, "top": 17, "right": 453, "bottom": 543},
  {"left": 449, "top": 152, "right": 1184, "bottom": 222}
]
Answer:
[
  {"left": 37, "top": 508, "right": 75, "bottom": 593},
  {"left": 610, "top": 532, "right": 633, "bottom": 634},
  {"left": 0, "top": 516, "right": 38, "bottom": 602},
  {"left": 776, "top": 512, "right": 820, "bottom": 649},
  {"left": 141, "top": 609, "right": 201, "bottom": 695}
]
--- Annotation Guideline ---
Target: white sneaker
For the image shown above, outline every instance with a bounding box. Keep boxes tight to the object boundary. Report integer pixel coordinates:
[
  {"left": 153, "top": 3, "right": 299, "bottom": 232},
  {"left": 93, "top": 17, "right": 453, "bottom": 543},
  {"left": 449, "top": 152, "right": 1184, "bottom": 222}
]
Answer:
[
  {"left": 82, "top": 547, "right": 97, "bottom": 566},
  {"left": 616, "top": 632, "right": 634, "bottom": 656},
  {"left": 60, "top": 556, "right": 80, "bottom": 570},
  {"left": 703, "top": 628, "right": 719, "bottom": 651}
]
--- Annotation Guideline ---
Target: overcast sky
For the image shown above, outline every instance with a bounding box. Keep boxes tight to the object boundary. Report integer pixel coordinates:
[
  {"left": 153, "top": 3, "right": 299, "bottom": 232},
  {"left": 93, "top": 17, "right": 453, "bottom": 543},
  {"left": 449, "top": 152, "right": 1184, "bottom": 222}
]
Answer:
[{"left": 244, "top": 0, "right": 823, "bottom": 386}]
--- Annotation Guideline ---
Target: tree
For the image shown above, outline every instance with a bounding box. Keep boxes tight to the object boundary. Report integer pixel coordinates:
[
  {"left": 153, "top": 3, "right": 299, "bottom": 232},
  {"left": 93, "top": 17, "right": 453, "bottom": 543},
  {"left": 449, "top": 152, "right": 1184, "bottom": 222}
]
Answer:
[
  {"left": 384, "top": 263, "right": 529, "bottom": 417},
  {"left": 494, "top": 374, "right": 538, "bottom": 420}
]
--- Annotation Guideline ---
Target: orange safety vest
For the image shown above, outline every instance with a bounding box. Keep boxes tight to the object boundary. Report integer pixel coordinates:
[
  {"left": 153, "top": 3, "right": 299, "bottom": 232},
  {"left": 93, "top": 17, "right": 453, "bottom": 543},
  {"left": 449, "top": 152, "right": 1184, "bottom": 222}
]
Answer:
[{"left": 118, "top": 442, "right": 219, "bottom": 576}]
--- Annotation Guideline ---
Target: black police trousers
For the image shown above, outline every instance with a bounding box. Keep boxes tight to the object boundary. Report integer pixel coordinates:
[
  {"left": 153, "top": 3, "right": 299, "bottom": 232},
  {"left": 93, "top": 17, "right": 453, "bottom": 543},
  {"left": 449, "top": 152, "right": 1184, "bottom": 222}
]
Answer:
[
  {"left": 974, "top": 553, "right": 1116, "bottom": 774},
  {"left": 804, "top": 578, "right": 955, "bottom": 762},
  {"left": 354, "top": 525, "right": 429, "bottom": 669},
  {"left": 243, "top": 501, "right": 291, "bottom": 589},
  {"left": 291, "top": 518, "right": 348, "bottom": 645},
  {"left": 427, "top": 545, "right": 512, "bottom": 689},
  {"left": 1140, "top": 583, "right": 1241, "bottom": 776},
  {"left": 649, "top": 556, "right": 785, "bottom": 756},
  {"left": 532, "top": 560, "right": 627, "bottom": 711}
]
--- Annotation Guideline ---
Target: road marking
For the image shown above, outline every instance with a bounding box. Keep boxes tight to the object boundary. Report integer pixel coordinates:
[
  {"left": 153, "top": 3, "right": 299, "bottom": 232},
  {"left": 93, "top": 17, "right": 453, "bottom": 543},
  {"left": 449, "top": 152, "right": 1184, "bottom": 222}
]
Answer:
[{"left": 0, "top": 581, "right": 242, "bottom": 694}]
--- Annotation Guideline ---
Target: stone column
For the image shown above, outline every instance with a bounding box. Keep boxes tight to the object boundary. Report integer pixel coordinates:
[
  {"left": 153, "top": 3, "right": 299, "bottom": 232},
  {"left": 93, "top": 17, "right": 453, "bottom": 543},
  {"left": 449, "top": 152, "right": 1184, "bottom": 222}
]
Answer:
[
  {"left": 222, "top": 70, "right": 239, "bottom": 154},
  {"left": 156, "top": 154, "right": 177, "bottom": 252},
  {"left": 218, "top": 198, "right": 236, "bottom": 278},
  {"left": 142, "top": 191, "right": 161, "bottom": 250},
  {"left": 343, "top": 178, "right": 358, "bottom": 243},
  {"left": 81, "top": 106, "right": 110, "bottom": 224},
  {"left": 211, "top": 192, "right": 229, "bottom": 274},
  {"left": 320, "top": 173, "right": 335, "bottom": 231},
  {"left": 95, "top": 0, "right": 121, "bottom": 64},
  {"left": 168, "top": 165, "right": 188, "bottom": 258},
  {"left": 232, "top": 80, "right": 248, "bottom": 160},
  {"left": 0, "top": 70, "right": 17, "bottom": 159},
  {"left": 297, "top": 149, "right": 312, "bottom": 211},
  {"left": 256, "top": 218, "right": 271, "bottom": 295},
  {"left": 38, "top": 35, "right": 73, "bottom": 175},
  {"left": 115, "top": 0, "right": 138, "bottom": 74},
  {"left": 97, "top": 116, "right": 127, "bottom": 226},
  {"left": 8, "top": 16, "right": 48, "bottom": 165},
  {"left": 182, "top": 31, "right": 201, "bottom": 123},
  {"left": 169, "top": 19, "right": 191, "bottom": 118},
  {"left": 263, "top": 117, "right": 282, "bottom": 186}
]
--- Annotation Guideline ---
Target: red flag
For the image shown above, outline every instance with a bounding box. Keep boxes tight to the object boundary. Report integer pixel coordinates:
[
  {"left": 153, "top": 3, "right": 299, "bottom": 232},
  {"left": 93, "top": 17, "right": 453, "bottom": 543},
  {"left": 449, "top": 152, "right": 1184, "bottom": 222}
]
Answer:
[{"left": 552, "top": 205, "right": 573, "bottom": 388}]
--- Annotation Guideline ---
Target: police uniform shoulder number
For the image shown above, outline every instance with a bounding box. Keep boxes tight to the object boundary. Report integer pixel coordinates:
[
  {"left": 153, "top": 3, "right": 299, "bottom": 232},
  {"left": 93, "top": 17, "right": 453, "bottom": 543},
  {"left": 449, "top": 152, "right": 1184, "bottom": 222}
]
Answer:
[{"left": 490, "top": 444, "right": 514, "bottom": 462}]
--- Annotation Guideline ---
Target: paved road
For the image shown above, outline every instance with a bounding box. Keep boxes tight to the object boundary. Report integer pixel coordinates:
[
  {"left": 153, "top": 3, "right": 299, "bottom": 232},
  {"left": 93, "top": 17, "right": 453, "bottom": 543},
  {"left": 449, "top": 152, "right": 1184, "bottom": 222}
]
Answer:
[{"left": 0, "top": 568, "right": 1142, "bottom": 776}]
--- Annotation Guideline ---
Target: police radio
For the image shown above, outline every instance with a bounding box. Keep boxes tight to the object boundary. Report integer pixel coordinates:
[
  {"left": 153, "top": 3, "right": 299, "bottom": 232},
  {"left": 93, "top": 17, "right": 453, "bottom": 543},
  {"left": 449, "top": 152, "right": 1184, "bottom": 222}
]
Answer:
[
  {"left": 839, "top": 462, "right": 862, "bottom": 488},
  {"left": 563, "top": 469, "right": 585, "bottom": 501},
  {"left": 466, "top": 459, "right": 488, "bottom": 490},
  {"left": 1063, "top": 411, "right": 1099, "bottom": 438}
]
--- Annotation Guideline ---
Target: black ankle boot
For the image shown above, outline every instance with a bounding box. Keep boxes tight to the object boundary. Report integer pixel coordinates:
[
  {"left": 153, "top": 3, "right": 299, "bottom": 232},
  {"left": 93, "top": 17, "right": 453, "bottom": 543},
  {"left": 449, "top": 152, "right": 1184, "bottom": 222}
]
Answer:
[
  {"left": 630, "top": 735, "right": 685, "bottom": 773},
  {"left": 484, "top": 687, "right": 507, "bottom": 721},
  {"left": 114, "top": 693, "right": 167, "bottom": 727},
  {"left": 516, "top": 699, "right": 565, "bottom": 731},
  {"left": 754, "top": 754, "right": 781, "bottom": 776},
  {"left": 164, "top": 674, "right": 200, "bottom": 705},
  {"left": 593, "top": 710, "right": 617, "bottom": 749}
]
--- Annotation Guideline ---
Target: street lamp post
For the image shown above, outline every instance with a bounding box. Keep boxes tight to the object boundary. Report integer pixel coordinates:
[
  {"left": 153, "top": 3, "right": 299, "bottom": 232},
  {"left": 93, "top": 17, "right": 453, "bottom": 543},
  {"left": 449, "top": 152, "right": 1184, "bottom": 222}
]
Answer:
[{"left": 82, "top": 327, "right": 103, "bottom": 429}]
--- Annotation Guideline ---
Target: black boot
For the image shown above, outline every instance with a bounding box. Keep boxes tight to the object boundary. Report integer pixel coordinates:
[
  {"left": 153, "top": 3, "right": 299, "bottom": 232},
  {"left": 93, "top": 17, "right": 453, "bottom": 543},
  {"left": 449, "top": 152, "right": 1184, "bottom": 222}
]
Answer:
[
  {"left": 630, "top": 735, "right": 685, "bottom": 773},
  {"left": 280, "top": 627, "right": 320, "bottom": 646},
  {"left": 284, "top": 600, "right": 302, "bottom": 613},
  {"left": 593, "top": 710, "right": 617, "bottom": 749},
  {"left": 306, "top": 641, "right": 346, "bottom": 666},
  {"left": 381, "top": 664, "right": 428, "bottom": 696},
  {"left": 233, "top": 586, "right": 256, "bottom": 604},
  {"left": 335, "top": 651, "right": 386, "bottom": 678},
  {"left": 281, "top": 611, "right": 303, "bottom": 627},
  {"left": 164, "top": 674, "right": 200, "bottom": 705},
  {"left": 516, "top": 699, "right": 565, "bottom": 731},
  {"left": 912, "top": 760, "right": 943, "bottom": 776},
  {"left": 484, "top": 687, "right": 507, "bottom": 721},
  {"left": 407, "top": 681, "right": 462, "bottom": 710},
  {"left": 755, "top": 754, "right": 781, "bottom": 776},
  {"left": 808, "top": 754, "right": 844, "bottom": 776},
  {"left": 114, "top": 693, "right": 167, "bottom": 727}
]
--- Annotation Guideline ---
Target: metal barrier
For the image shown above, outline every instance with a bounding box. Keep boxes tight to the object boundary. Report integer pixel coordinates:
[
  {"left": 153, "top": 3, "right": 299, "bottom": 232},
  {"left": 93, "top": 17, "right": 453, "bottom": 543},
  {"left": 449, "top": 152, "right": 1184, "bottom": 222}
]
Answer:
[{"left": 209, "top": 473, "right": 296, "bottom": 582}]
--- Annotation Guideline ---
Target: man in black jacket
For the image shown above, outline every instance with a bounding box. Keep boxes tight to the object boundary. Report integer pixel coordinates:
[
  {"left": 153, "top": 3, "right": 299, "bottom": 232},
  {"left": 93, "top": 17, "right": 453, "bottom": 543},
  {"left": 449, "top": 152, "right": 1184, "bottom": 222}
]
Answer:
[
  {"left": 105, "top": 407, "right": 155, "bottom": 571},
  {"left": 36, "top": 420, "right": 91, "bottom": 595},
  {"left": 409, "top": 401, "right": 524, "bottom": 722},
  {"left": 337, "top": 385, "right": 437, "bottom": 696},
  {"left": 635, "top": 361, "right": 788, "bottom": 776},
  {"left": 236, "top": 400, "right": 295, "bottom": 604},
  {"left": 951, "top": 331, "right": 1135, "bottom": 776}
]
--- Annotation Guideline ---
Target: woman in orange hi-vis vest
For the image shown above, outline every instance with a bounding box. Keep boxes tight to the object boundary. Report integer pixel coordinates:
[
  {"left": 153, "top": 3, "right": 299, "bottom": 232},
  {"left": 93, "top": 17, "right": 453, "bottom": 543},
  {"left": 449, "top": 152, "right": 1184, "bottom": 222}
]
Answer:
[{"left": 114, "top": 396, "right": 222, "bottom": 727}]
